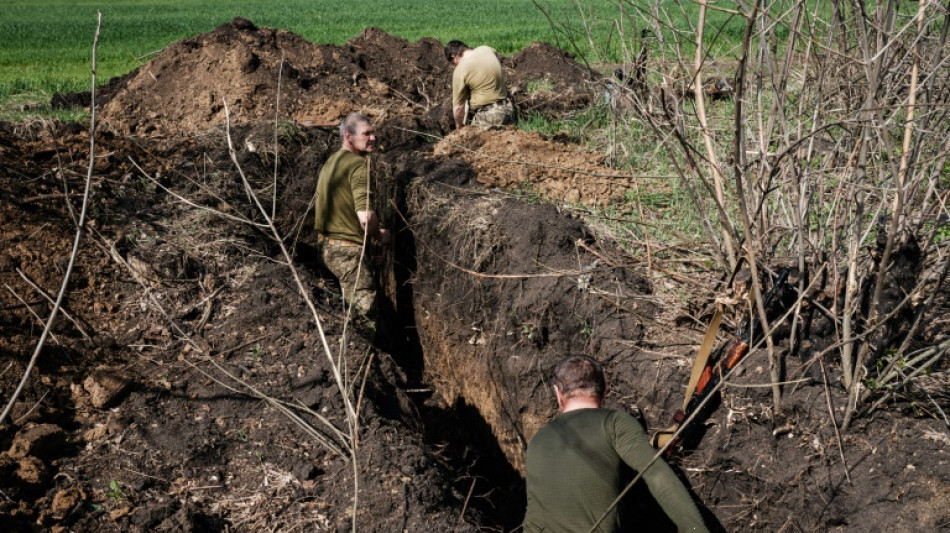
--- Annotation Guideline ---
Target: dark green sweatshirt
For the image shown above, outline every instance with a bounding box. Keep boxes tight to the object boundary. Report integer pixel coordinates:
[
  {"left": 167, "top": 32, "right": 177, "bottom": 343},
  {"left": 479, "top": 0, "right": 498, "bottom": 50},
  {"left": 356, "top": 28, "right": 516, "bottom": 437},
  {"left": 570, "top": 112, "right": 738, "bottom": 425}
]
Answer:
[{"left": 523, "top": 408, "right": 709, "bottom": 533}]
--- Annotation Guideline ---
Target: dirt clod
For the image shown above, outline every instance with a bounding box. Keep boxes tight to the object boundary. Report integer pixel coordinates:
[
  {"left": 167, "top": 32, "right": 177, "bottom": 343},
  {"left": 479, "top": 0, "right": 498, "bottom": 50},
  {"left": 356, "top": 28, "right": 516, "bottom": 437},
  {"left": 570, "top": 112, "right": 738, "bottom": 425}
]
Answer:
[
  {"left": 51, "top": 486, "right": 86, "bottom": 519},
  {"left": 83, "top": 367, "right": 133, "bottom": 409},
  {"left": 8, "top": 424, "right": 66, "bottom": 460},
  {"left": 15, "top": 456, "right": 50, "bottom": 486}
]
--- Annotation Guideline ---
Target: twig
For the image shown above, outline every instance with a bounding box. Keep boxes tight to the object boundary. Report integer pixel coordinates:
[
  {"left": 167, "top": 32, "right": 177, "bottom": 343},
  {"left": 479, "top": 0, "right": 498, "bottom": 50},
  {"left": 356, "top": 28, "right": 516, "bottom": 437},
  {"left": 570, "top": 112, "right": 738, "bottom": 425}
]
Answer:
[
  {"left": 354, "top": 349, "right": 375, "bottom": 442},
  {"left": 0, "top": 298, "right": 43, "bottom": 311},
  {"left": 20, "top": 192, "right": 82, "bottom": 203},
  {"left": 220, "top": 102, "right": 362, "bottom": 532},
  {"left": 95, "top": 231, "right": 352, "bottom": 455},
  {"left": 455, "top": 478, "right": 477, "bottom": 533},
  {"left": 0, "top": 11, "right": 102, "bottom": 425},
  {"left": 215, "top": 335, "right": 270, "bottom": 358},
  {"left": 576, "top": 238, "right": 632, "bottom": 268},
  {"left": 695, "top": 0, "right": 738, "bottom": 270},
  {"left": 4, "top": 286, "right": 63, "bottom": 347},
  {"left": 272, "top": 51, "right": 284, "bottom": 220},
  {"left": 187, "top": 356, "right": 349, "bottom": 457},
  {"left": 819, "top": 357, "right": 852, "bottom": 485},
  {"left": 129, "top": 157, "right": 267, "bottom": 228},
  {"left": 16, "top": 268, "right": 91, "bottom": 340},
  {"left": 865, "top": 339, "right": 950, "bottom": 415},
  {"left": 13, "top": 390, "right": 49, "bottom": 425},
  {"left": 725, "top": 378, "right": 811, "bottom": 388}
]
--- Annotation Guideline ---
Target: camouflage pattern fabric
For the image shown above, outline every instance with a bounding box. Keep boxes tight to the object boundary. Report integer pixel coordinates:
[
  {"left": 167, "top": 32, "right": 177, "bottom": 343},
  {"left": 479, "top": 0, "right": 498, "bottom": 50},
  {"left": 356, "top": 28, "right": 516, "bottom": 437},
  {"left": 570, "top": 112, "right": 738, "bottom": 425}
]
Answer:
[
  {"left": 320, "top": 241, "right": 377, "bottom": 320},
  {"left": 470, "top": 98, "right": 517, "bottom": 127}
]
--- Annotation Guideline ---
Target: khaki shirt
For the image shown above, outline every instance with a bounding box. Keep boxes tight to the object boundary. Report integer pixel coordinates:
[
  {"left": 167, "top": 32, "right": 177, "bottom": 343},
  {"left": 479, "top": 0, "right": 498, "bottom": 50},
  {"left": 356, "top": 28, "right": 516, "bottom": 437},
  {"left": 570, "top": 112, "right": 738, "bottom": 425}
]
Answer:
[
  {"left": 314, "top": 149, "right": 370, "bottom": 244},
  {"left": 452, "top": 46, "right": 508, "bottom": 108}
]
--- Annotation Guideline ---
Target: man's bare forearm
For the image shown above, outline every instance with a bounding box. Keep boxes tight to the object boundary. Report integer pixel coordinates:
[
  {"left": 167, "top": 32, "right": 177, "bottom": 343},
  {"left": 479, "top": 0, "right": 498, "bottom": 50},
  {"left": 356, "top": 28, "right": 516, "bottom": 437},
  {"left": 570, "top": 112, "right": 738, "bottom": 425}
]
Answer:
[
  {"left": 358, "top": 210, "right": 382, "bottom": 239},
  {"left": 453, "top": 105, "right": 466, "bottom": 129}
]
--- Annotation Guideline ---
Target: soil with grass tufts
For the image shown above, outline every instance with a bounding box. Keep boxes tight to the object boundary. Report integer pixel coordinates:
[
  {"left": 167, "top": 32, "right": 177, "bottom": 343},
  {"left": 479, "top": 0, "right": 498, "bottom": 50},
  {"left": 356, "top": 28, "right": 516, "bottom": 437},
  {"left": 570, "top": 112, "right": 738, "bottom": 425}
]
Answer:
[{"left": 1, "top": 18, "right": 948, "bottom": 533}]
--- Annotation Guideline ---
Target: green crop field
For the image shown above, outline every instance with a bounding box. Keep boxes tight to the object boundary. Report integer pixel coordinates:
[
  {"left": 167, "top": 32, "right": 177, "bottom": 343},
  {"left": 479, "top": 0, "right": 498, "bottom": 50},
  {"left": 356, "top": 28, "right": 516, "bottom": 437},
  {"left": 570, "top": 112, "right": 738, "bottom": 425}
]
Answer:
[{"left": 0, "top": 0, "right": 746, "bottom": 110}]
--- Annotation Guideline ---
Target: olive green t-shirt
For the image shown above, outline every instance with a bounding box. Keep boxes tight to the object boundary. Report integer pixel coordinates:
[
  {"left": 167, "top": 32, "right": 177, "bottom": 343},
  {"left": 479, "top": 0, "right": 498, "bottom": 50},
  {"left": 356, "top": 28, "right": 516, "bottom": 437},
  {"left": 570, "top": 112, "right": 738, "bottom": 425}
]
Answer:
[
  {"left": 314, "top": 148, "right": 370, "bottom": 244},
  {"left": 452, "top": 45, "right": 508, "bottom": 108},
  {"left": 523, "top": 408, "right": 708, "bottom": 533}
]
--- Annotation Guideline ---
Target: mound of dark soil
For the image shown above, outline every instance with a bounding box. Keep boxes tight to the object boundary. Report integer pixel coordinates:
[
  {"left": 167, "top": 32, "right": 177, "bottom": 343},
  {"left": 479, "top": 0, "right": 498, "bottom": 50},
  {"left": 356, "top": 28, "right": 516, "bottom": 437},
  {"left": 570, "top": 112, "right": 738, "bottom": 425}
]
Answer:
[
  {"left": 95, "top": 19, "right": 598, "bottom": 138},
  {"left": 505, "top": 41, "right": 600, "bottom": 115},
  {"left": 0, "top": 121, "right": 485, "bottom": 531}
]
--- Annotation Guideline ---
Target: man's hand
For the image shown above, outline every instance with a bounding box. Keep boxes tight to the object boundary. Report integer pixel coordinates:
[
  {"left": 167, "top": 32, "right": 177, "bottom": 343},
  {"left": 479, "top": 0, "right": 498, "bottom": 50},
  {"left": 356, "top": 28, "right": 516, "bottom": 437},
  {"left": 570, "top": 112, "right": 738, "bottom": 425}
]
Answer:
[{"left": 453, "top": 105, "right": 466, "bottom": 129}]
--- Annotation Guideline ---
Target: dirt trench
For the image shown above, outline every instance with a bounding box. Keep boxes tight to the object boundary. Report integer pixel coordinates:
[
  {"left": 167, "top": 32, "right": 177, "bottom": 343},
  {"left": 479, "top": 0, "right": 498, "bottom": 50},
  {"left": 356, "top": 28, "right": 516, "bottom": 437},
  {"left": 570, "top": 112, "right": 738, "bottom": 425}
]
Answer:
[{"left": 1, "top": 18, "right": 949, "bottom": 533}]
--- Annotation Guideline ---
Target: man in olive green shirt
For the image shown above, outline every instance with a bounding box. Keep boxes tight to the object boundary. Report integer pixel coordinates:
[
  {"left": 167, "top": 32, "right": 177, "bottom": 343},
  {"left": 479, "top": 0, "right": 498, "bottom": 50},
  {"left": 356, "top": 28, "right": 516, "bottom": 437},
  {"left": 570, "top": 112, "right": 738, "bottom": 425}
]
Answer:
[
  {"left": 444, "top": 40, "right": 516, "bottom": 129},
  {"left": 314, "top": 113, "right": 390, "bottom": 320},
  {"left": 523, "top": 355, "right": 709, "bottom": 533}
]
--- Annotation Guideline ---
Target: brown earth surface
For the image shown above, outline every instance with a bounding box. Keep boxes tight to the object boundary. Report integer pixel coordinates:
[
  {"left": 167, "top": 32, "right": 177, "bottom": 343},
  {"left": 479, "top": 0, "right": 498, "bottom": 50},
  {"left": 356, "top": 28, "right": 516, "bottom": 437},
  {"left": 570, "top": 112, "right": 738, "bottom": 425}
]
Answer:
[
  {"left": 433, "top": 127, "right": 640, "bottom": 206},
  {"left": 1, "top": 18, "right": 949, "bottom": 532}
]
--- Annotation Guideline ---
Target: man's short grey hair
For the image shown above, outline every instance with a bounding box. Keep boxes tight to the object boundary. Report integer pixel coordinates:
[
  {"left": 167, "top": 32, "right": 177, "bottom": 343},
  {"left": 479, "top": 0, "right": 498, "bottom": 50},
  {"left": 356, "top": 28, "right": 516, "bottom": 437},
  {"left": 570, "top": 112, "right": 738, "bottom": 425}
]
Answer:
[{"left": 340, "top": 113, "right": 371, "bottom": 138}]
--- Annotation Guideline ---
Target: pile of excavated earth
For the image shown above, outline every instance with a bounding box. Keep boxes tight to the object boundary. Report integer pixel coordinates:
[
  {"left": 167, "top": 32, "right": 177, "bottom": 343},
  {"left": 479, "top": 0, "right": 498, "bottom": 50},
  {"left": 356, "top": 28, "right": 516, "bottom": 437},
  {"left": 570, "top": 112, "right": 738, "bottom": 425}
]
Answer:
[{"left": 1, "top": 18, "right": 948, "bottom": 532}]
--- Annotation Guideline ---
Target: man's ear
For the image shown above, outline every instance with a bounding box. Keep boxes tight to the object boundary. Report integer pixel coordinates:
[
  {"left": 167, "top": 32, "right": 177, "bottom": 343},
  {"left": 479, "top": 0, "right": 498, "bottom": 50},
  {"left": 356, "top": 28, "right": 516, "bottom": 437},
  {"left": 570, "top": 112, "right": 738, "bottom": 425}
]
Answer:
[{"left": 554, "top": 385, "right": 565, "bottom": 411}]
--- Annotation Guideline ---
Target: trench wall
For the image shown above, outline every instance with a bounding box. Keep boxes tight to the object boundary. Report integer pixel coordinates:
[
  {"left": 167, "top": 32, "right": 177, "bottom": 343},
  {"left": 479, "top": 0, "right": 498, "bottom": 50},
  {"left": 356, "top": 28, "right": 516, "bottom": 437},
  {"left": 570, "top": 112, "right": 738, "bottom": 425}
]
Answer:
[{"left": 408, "top": 177, "right": 655, "bottom": 471}]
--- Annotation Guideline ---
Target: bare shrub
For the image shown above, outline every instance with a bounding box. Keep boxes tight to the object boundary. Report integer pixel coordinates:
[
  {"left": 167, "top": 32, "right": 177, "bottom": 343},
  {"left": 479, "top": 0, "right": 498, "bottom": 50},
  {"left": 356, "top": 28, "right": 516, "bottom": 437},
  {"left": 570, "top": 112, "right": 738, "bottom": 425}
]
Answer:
[{"left": 563, "top": 0, "right": 950, "bottom": 426}]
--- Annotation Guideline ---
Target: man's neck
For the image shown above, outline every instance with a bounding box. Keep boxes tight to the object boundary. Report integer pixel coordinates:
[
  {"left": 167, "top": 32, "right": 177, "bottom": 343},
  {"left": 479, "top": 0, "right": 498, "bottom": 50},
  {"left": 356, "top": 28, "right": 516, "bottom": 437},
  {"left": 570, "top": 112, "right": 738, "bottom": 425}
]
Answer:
[
  {"left": 342, "top": 143, "right": 366, "bottom": 157},
  {"left": 560, "top": 396, "right": 601, "bottom": 413}
]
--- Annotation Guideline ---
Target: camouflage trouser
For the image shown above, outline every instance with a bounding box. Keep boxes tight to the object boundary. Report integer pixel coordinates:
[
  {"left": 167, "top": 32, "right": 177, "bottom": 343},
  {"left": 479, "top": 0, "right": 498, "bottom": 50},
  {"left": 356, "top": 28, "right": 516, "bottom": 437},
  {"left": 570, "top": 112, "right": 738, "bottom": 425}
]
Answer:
[
  {"left": 470, "top": 98, "right": 517, "bottom": 128},
  {"left": 320, "top": 241, "right": 377, "bottom": 320}
]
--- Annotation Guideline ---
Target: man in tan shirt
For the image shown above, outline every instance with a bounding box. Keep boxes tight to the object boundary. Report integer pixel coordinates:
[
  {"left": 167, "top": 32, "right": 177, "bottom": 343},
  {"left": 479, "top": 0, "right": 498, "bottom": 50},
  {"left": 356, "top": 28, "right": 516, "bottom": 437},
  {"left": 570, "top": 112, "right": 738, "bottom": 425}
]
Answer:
[{"left": 444, "top": 40, "right": 517, "bottom": 129}]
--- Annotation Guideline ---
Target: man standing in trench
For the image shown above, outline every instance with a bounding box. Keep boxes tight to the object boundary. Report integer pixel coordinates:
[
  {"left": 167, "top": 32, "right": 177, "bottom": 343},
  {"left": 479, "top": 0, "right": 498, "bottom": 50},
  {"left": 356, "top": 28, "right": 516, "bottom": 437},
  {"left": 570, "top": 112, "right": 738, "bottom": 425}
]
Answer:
[
  {"left": 523, "top": 355, "right": 709, "bottom": 533},
  {"left": 445, "top": 40, "right": 517, "bottom": 129},
  {"left": 314, "top": 113, "right": 390, "bottom": 322}
]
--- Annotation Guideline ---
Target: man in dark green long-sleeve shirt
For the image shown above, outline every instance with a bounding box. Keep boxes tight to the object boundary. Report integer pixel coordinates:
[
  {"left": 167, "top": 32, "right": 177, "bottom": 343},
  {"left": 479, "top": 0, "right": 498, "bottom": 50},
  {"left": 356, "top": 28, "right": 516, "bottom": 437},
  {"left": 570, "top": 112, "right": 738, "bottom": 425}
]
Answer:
[{"left": 523, "top": 355, "right": 709, "bottom": 533}]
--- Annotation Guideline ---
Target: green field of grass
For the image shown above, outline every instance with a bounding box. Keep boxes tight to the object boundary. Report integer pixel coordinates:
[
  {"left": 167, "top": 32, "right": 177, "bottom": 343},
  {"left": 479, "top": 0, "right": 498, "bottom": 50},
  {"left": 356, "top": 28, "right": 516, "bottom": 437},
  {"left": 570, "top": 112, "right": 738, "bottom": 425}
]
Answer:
[
  {"left": 0, "top": 0, "right": 747, "bottom": 105},
  {"left": 0, "top": 1, "right": 586, "bottom": 99}
]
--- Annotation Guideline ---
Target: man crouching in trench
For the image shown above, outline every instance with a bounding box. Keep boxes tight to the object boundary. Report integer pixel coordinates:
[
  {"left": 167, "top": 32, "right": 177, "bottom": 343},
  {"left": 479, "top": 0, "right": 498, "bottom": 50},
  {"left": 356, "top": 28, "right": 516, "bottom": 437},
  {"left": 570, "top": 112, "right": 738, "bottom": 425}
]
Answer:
[
  {"left": 523, "top": 354, "right": 710, "bottom": 533},
  {"left": 313, "top": 113, "right": 390, "bottom": 323}
]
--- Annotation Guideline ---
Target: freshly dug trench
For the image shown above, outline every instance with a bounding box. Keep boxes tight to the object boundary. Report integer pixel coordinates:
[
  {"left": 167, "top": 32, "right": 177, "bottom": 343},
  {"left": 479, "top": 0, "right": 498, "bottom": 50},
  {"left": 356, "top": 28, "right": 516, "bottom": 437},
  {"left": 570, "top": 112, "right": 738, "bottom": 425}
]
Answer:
[
  {"left": 403, "top": 161, "right": 950, "bottom": 533},
  {"left": 407, "top": 170, "right": 655, "bottom": 471}
]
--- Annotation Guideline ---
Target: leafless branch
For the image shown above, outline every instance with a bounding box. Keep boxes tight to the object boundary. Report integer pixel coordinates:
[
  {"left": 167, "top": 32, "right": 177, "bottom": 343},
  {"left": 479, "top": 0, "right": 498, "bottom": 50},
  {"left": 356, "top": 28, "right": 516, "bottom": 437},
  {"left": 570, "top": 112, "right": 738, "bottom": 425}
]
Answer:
[{"left": 0, "top": 11, "right": 102, "bottom": 425}]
